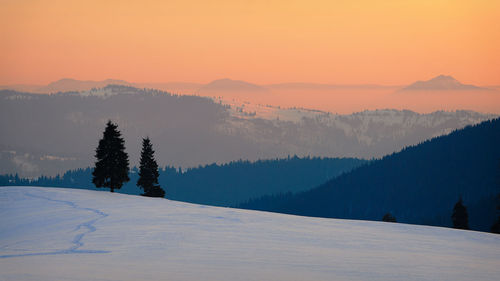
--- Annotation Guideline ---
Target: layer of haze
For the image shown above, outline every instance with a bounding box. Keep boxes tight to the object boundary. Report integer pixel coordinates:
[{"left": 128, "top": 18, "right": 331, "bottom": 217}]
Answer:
[
  {"left": 207, "top": 88, "right": 500, "bottom": 115},
  {"left": 1, "top": 0, "right": 499, "bottom": 87}
]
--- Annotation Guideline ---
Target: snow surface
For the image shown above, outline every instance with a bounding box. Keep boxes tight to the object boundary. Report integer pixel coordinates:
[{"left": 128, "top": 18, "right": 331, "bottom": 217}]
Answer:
[{"left": 1, "top": 186, "right": 499, "bottom": 281}]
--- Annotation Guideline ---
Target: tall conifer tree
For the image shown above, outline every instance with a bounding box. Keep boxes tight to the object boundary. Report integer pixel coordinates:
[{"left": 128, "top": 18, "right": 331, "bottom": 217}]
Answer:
[
  {"left": 491, "top": 194, "right": 500, "bottom": 234},
  {"left": 492, "top": 163, "right": 500, "bottom": 234},
  {"left": 137, "top": 137, "right": 165, "bottom": 197},
  {"left": 92, "top": 121, "right": 130, "bottom": 192},
  {"left": 452, "top": 197, "right": 469, "bottom": 230}
]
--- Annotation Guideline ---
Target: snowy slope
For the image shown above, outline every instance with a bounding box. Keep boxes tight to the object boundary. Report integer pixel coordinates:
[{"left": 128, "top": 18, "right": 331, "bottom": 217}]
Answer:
[{"left": 1, "top": 186, "right": 499, "bottom": 281}]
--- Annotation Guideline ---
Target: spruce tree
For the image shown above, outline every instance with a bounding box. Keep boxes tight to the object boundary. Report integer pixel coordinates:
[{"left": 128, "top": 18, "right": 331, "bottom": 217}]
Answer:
[
  {"left": 92, "top": 121, "right": 130, "bottom": 192},
  {"left": 451, "top": 197, "right": 469, "bottom": 230},
  {"left": 491, "top": 194, "right": 500, "bottom": 234},
  {"left": 137, "top": 137, "right": 165, "bottom": 197},
  {"left": 492, "top": 162, "right": 500, "bottom": 234}
]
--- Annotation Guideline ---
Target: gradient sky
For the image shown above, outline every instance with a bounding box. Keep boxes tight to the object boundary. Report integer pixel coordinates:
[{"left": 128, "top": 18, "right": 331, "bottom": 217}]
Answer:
[{"left": 1, "top": 0, "right": 499, "bottom": 85}]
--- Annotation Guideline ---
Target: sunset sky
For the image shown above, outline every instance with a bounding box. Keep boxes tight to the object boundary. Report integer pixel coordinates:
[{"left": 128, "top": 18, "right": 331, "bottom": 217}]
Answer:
[{"left": 1, "top": 0, "right": 499, "bottom": 86}]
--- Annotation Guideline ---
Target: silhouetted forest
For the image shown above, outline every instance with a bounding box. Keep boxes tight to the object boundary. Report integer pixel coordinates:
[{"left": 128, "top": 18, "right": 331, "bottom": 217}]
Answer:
[
  {"left": 0, "top": 157, "right": 366, "bottom": 207},
  {"left": 239, "top": 118, "right": 500, "bottom": 232}
]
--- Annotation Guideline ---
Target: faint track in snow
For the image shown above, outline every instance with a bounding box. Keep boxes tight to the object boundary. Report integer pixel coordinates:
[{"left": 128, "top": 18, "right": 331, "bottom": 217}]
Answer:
[{"left": 0, "top": 191, "right": 110, "bottom": 259}]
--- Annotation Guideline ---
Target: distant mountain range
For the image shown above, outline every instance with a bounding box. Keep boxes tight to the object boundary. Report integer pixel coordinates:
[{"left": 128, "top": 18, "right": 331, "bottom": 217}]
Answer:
[
  {"left": 0, "top": 85, "right": 496, "bottom": 177},
  {"left": 1, "top": 75, "right": 491, "bottom": 94},
  {"left": 0, "top": 79, "right": 203, "bottom": 95},
  {"left": 239, "top": 118, "right": 500, "bottom": 232}
]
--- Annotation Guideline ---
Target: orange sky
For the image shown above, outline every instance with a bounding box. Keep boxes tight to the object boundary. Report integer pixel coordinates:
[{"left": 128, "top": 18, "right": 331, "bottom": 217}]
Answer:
[{"left": 1, "top": 0, "right": 499, "bottom": 86}]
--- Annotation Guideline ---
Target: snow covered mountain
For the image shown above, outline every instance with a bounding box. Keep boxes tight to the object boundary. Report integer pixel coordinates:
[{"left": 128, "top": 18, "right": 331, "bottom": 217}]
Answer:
[
  {"left": 221, "top": 108, "right": 496, "bottom": 158},
  {"left": 0, "top": 186, "right": 499, "bottom": 281},
  {"left": 0, "top": 86, "right": 496, "bottom": 177}
]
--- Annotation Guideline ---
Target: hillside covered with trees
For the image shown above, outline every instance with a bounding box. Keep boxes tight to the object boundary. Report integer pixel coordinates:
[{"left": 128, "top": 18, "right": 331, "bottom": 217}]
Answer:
[
  {"left": 1, "top": 86, "right": 493, "bottom": 178},
  {"left": 239, "top": 118, "right": 500, "bottom": 232}
]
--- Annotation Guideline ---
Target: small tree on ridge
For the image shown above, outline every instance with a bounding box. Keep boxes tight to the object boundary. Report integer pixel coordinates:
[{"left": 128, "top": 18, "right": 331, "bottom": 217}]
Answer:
[
  {"left": 382, "top": 213, "right": 397, "bottom": 223},
  {"left": 452, "top": 196, "right": 469, "bottom": 230},
  {"left": 491, "top": 194, "right": 500, "bottom": 234}
]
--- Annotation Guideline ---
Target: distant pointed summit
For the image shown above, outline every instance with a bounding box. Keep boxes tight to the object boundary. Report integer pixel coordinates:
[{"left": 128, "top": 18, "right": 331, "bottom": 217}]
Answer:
[
  {"left": 402, "top": 75, "right": 487, "bottom": 91},
  {"left": 198, "top": 78, "right": 267, "bottom": 93}
]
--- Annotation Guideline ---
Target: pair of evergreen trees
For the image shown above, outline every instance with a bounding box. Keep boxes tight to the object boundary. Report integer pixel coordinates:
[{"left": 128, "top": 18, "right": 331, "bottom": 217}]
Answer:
[
  {"left": 92, "top": 121, "right": 165, "bottom": 197},
  {"left": 381, "top": 199, "right": 470, "bottom": 229},
  {"left": 384, "top": 197, "right": 498, "bottom": 233},
  {"left": 381, "top": 198, "right": 469, "bottom": 229}
]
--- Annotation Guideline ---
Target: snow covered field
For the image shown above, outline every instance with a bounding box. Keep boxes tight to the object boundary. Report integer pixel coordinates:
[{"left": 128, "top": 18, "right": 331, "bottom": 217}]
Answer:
[{"left": 1, "top": 186, "right": 499, "bottom": 281}]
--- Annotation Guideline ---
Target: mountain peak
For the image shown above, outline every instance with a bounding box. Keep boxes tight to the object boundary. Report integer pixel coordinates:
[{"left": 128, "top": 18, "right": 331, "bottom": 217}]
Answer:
[
  {"left": 198, "top": 78, "right": 266, "bottom": 92},
  {"left": 402, "top": 75, "right": 486, "bottom": 91},
  {"left": 432, "top": 74, "right": 457, "bottom": 81}
]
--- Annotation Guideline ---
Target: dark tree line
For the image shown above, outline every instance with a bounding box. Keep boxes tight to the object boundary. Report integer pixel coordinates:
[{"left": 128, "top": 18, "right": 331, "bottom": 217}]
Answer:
[{"left": 1, "top": 156, "right": 365, "bottom": 206}]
